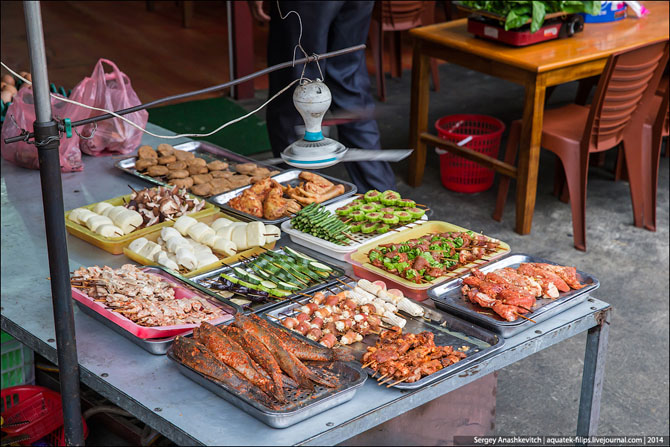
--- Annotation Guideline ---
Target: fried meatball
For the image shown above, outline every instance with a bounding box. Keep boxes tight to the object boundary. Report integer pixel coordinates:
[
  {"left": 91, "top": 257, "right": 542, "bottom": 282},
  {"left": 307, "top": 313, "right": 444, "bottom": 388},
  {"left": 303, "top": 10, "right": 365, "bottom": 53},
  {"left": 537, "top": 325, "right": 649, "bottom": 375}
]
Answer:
[
  {"left": 191, "top": 183, "right": 212, "bottom": 197},
  {"left": 168, "top": 177, "right": 194, "bottom": 189},
  {"left": 210, "top": 170, "right": 233, "bottom": 179},
  {"left": 156, "top": 143, "right": 175, "bottom": 157},
  {"left": 168, "top": 169, "right": 190, "bottom": 179},
  {"left": 135, "top": 158, "right": 157, "bottom": 171},
  {"left": 137, "top": 145, "right": 157, "bottom": 159},
  {"left": 157, "top": 155, "right": 176, "bottom": 165},
  {"left": 207, "top": 160, "right": 229, "bottom": 171},
  {"left": 187, "top": 164, "right": 209, "bottom": 176},
  {"left": 147, "top": 165, "right": 169, "bottom": 177},
  {"left": 192, "top": 174, "right": 214, "bottom": 185},
  {"left": 188, "top": 158, "right": 207, "bottom": 168},
  {"left": 167, "top": 161, "right": 188, "bottom": 171},
  {"left": 174, "top": 150, "right": 195, "bottom": 161}
]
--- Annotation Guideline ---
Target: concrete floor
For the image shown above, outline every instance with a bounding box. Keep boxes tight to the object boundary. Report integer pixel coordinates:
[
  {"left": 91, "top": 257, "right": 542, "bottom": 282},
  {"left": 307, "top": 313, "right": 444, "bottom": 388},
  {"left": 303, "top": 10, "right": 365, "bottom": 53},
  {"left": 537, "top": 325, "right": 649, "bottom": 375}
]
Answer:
[{"left": 246, "top": 61, "right": 669, "bottom": 437}]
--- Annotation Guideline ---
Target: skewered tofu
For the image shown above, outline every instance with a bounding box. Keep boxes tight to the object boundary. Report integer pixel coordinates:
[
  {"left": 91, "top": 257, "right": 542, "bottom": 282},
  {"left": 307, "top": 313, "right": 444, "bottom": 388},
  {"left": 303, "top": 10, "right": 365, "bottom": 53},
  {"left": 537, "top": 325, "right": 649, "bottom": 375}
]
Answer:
[
  {"left": 200, "top": 232, "right": 219, "bottom": 247},
  {"left": 138, "top": 241, "right": 162, "bottom": 260},
  {"left": 196, "top": 253, "right": 219, "bottom": 269},
  {"left": 96, "top": 224, "right": 124, "bottom": 238},
  {"left": 161, "top": 227, "right": 181, "bottom": 242},
  {"left": 128, "top": 237, "right": 149, "bottom": 253},
  {"left": 358, "top": 279, "right": 382, "bottom": 296},
  {"left": 156, "top": 251, "right": 179, "bottom": 271},
  {"left": 216, "top": 225, "right": 234, "bottom": 241},
  {"left": 93, "top": 202, "right": 114, "bottom": 215},
  {"left": 174, "top": 215, "right": 198, "bottom": 236},
  {"left": 115, "top": 209, "right": 143, "bottom": 234},
  {"left": 211, "top": 217, "right": 234, "bottom": 231},
  {"left": 264, "top": 225, "right": 281, "bottom": 243},
  {"left": 246, "top": 222, "right": 266, "bottom": 247},
  {"left": 74, "top": 209, "right": 98, "bottom": 226},
  {"left": 187, "top": 222, "right": 215, "bottom": 243},
  {"left": 231, "top": 225, "right": 248, "bottom": 250},
  {"left": 177, "top": 251, "right": 197, "bottom": 270},
  {"left": 107, "top": 206, "right": 127, "bottom": 223},
  {"left": 85, "top": 215, "right": 114, "bottom": 232},
  {"left": 212, "top": 238, "right": 237, "bottom": 257},
  {"left": 166, "top": 235, "right": 189, "bottom": 253}
]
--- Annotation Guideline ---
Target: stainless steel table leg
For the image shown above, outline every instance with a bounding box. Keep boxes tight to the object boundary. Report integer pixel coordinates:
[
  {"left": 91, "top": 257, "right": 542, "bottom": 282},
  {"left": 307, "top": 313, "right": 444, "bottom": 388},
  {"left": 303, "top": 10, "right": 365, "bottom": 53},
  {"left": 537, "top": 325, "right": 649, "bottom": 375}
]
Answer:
[{"left": 577, "top": 308, "right": 611, "bottom": 437}]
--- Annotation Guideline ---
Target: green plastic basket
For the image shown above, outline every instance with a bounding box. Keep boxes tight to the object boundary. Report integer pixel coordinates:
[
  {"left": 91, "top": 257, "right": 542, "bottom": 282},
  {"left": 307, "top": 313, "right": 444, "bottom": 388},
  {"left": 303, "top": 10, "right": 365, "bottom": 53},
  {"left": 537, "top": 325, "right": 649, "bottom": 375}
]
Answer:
[{"left": 1, "top": 331, "right": 35, "bottom": 389}]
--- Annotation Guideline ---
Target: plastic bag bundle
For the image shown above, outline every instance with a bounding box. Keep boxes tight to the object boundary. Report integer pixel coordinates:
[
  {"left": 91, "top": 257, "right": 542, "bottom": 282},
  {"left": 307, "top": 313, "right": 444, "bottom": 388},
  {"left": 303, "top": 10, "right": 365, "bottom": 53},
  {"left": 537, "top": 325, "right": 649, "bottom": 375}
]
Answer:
[{"left": 68, "top": 58, "right": 148, "bottom": 156}]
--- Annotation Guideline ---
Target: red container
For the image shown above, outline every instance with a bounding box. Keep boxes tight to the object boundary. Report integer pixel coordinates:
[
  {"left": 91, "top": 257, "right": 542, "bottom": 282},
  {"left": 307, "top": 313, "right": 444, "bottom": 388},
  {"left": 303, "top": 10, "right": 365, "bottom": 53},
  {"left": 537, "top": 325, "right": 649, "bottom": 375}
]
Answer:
[
  {"left": 0, "top": 385, "right": 88, "bottom": 446},
  {"left": 435, "top": 114, "right": 505, "bottom": 193}
]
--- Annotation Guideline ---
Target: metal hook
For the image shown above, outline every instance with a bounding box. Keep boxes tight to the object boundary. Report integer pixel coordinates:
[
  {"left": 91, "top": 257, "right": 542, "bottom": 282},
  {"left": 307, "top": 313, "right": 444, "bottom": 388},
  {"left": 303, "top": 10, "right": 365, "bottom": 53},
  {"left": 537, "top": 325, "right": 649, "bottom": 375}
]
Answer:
[{"left": 75, "top": 121, "right": 97, "bottom": 140}]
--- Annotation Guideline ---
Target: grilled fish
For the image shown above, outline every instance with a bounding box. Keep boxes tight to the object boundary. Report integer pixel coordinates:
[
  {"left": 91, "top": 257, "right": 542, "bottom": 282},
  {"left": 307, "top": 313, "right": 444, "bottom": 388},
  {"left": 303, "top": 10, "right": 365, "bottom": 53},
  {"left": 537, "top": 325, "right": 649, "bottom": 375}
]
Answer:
[
  {"left": 172, "top": 336, "right": 276, "bottom": 408},
  {"left": 224, "top": 325, "right": 285, "bottom": 402},
  {"left": 235, "top": 315, "right": 338, "bottom": 389},
  {"left": 251, "top": 314, "right": 353, "bottom": 362},
  {"left": 195, "top": 322, "right": 284, "bottom": 401}
]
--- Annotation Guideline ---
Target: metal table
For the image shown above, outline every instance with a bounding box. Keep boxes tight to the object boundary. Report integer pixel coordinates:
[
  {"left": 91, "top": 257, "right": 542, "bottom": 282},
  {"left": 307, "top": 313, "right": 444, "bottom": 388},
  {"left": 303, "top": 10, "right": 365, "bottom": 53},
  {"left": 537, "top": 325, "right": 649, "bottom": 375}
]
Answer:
[{"left": 1, "top": 124, "right": 610, "bottom": 445}]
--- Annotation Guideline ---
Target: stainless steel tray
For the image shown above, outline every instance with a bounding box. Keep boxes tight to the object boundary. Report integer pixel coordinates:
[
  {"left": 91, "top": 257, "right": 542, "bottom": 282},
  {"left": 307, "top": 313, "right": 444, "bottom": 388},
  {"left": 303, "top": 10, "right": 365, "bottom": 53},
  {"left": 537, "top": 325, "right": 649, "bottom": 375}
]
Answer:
[
  {"left": 186, "top": 246, "right": 347, "bottom": 315},
  {"left": 263, "top": 286, "right": 505, "bottom": 390},
  {"left": 115, "top": 140, "right": 283, "bottom": 193},
  {"left": 167, "top": 345, "right": 367, "bottom": 428},
  {"left": 74, "top": 301, "right": 178, "bottom": 355},
  {"left": 72, "top": 265, "right": 239, "bottom": 355},
  {"left": 208, "top": 169, "right": 357, "bottom": 224},
  {"left": 428, "top": 253, "right": 600, "bottom": 338}
]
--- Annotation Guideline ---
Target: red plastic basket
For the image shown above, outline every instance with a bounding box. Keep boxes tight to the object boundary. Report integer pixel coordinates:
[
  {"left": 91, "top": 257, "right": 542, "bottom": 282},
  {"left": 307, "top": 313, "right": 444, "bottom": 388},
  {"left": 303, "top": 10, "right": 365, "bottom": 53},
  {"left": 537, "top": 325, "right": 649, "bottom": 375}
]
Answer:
[
  {"left": 1, "top": 385, "right": 88, "bottom": 446},
  {"left": 435, "top": 114, "right": 505, "bottom": 193}
]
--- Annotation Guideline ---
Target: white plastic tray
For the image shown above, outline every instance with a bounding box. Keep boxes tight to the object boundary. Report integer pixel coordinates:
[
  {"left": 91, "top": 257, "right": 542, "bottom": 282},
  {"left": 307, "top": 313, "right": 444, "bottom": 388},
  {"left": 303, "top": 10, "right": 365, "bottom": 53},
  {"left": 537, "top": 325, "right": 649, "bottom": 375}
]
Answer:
[{"left": 280, "top": 196, "right": 428, "bottom": 261}]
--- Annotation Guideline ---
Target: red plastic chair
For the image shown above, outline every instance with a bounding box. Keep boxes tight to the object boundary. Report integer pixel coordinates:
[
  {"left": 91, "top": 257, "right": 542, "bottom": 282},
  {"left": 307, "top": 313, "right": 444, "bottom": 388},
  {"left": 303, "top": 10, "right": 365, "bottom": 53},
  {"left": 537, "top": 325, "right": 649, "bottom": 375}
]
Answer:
[
  {"left": 645, "top": 78, "right": 670, "bottom": 231},
  {"left": 493, "top": 41, "right": 669, "bottom": 251},
  {"left": 369, "top": 1, "right": 440, "bottom": 102}
]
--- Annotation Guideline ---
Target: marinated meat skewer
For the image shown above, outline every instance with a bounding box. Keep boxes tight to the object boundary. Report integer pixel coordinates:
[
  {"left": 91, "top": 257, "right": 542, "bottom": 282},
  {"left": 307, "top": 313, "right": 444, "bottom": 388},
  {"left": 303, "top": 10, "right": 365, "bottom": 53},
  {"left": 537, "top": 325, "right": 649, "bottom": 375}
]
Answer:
[{"left": 461, "top": 263, "right": 586, "bottom": 321}]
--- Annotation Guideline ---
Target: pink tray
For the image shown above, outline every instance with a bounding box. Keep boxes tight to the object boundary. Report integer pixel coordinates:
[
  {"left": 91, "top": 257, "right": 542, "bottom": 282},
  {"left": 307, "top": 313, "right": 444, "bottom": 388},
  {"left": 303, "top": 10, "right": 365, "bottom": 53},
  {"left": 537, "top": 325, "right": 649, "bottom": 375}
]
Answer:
[{"left": 71, "top": 267, "right": 234, "bottom": 339}]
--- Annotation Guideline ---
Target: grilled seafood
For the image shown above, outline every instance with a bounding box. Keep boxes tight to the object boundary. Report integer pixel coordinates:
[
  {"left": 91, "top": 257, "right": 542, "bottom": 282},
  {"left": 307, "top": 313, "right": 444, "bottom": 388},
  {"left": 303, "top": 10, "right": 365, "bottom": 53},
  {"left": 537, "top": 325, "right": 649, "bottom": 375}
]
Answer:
[
  {"left": 70, "top": 265, "right": 225, "bottom": 327},
  {"left": 172, "top": 336, "right": 277, "bottom": 408},
  {"left": 194, "top": 323, "right": 283, "bottom": 401},
  {"left": 234, "top": 315, "right": 339, "bottom": 389}
]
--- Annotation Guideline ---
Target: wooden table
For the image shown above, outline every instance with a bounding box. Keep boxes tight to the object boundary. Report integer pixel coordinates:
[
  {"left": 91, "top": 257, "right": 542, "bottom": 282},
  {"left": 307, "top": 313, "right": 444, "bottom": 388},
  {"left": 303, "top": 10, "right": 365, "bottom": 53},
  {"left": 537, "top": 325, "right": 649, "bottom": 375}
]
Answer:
[{"left": 408, "top": 1, "right": 669, "bottom": 235}]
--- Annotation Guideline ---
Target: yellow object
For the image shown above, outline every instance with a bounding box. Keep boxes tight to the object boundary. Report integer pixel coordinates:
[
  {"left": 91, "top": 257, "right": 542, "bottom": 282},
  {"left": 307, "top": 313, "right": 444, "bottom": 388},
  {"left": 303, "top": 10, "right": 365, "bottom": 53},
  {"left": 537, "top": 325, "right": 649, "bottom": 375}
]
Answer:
[
  {"left": 349, "top": 220, "right": 510, "bottom": 291},
  {"left": 65, "top": 192, "right": 217, "bottom": 255},
  {"left": 122, "top": 213, "right": 276, "bottom": 277}
]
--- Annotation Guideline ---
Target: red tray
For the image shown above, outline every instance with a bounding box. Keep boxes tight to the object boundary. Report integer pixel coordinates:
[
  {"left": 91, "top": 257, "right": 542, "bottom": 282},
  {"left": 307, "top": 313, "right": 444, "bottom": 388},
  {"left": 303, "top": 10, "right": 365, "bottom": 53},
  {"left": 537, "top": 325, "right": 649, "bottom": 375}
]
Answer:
[{"left": 71, "top": 267, "right": 233, "bottom": 339}]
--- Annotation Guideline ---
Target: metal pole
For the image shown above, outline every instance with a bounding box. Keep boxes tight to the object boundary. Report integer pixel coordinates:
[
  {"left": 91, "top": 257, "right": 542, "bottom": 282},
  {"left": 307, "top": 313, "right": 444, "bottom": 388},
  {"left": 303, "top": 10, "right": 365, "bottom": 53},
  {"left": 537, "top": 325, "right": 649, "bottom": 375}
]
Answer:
[
  {"left": 23, "top": 2, "right": 85, "bottom": 445},
  {"left": 4, "top": 44, "right": 366, "bottom": 144}
]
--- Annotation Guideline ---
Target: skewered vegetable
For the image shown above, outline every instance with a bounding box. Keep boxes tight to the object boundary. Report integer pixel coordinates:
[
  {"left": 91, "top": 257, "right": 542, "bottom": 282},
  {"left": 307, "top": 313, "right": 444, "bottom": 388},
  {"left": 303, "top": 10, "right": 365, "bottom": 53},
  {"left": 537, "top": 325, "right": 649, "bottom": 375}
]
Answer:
[{"left": 290, "top": 203, "right": 353, "bottom": 246}]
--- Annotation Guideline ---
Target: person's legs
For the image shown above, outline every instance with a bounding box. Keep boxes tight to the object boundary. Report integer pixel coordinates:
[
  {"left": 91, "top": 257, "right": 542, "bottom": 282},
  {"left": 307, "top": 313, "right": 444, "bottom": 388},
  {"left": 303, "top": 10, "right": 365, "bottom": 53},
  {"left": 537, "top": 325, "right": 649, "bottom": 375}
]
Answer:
[
  {"left": 326, "top": 1, "right": 396, "bottom": 191},
  {"left": 266, "top": 1, "right": 343, "bottom": 157}
]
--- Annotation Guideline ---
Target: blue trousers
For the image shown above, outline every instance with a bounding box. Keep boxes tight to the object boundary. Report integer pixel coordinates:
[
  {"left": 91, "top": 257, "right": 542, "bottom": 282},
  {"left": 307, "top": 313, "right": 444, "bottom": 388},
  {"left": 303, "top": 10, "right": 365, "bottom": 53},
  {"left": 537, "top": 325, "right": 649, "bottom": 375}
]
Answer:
[{"left": 266, "top": 0, "right": 397, "bottom": 192}]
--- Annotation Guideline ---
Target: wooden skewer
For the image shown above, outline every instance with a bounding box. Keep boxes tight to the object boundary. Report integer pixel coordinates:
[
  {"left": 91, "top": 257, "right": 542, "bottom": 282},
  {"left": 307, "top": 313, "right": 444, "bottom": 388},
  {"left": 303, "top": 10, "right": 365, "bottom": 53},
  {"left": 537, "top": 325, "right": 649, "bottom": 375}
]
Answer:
[
  {"left": 515, "top": 313, "right": 536, "bottom": 323},
  {"left": 376, "top": 374, "right": 388, "bottom": 382},
  {"left": 517, "top": 305, "right": 533, "bottom": 313},
  {"left": 361, "top": 361, "right": 374, "bottom": 368},
  {"left": 335, "top": 278, "right": 354, "bottom": 289},
  {"left": 297, "top": 292, "right": 313, "bottom": 298},
  {"left": 387, "top": 378, "right": 407, "bottom": 387},
  {"left": 378, "top": 376, "right": 394, "bottom": 385}
]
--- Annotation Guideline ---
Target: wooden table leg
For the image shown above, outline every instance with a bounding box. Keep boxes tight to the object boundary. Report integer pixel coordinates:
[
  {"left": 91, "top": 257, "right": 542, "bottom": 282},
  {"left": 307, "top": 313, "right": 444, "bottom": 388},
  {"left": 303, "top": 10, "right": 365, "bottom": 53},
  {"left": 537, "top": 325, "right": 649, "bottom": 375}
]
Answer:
[
  {"left": 408, "top": 47, "right": 431, "bottom": 187},
  {"left": 515, "top": 77, "right": 546, "bottom": 235}
]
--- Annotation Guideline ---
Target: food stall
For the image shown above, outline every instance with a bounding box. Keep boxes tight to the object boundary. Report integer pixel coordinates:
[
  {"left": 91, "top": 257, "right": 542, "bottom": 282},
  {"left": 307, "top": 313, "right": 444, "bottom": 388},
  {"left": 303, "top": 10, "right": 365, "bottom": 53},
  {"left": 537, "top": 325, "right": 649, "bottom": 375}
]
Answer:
[
  {"left": 1, "top": 120, "right": 611, "bottom": 445},
  {"left": 0, "top": 2, "right": 616, "bottom": 444}
]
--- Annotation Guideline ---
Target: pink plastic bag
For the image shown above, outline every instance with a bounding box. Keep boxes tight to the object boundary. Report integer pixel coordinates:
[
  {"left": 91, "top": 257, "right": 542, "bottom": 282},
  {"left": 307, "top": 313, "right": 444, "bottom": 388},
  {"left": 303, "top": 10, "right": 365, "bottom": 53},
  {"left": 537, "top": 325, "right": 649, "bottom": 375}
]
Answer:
[
  {"left": 1, "top": 86, "right": 83, "bottom": 172},
  {"left": 68, "top": 58, "right": 148, "bottom": 156}
]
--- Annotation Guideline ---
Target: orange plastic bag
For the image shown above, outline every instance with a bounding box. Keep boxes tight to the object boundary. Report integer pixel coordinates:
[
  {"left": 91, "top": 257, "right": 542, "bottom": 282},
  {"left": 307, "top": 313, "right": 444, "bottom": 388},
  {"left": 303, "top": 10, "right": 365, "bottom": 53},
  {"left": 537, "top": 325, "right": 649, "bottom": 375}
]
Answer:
[
  {"left": 0, "top": 86, "right": 83, "bottom": 172},
  {"left": 68, "top": 58, "right": 148, "bottom": 156}
]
